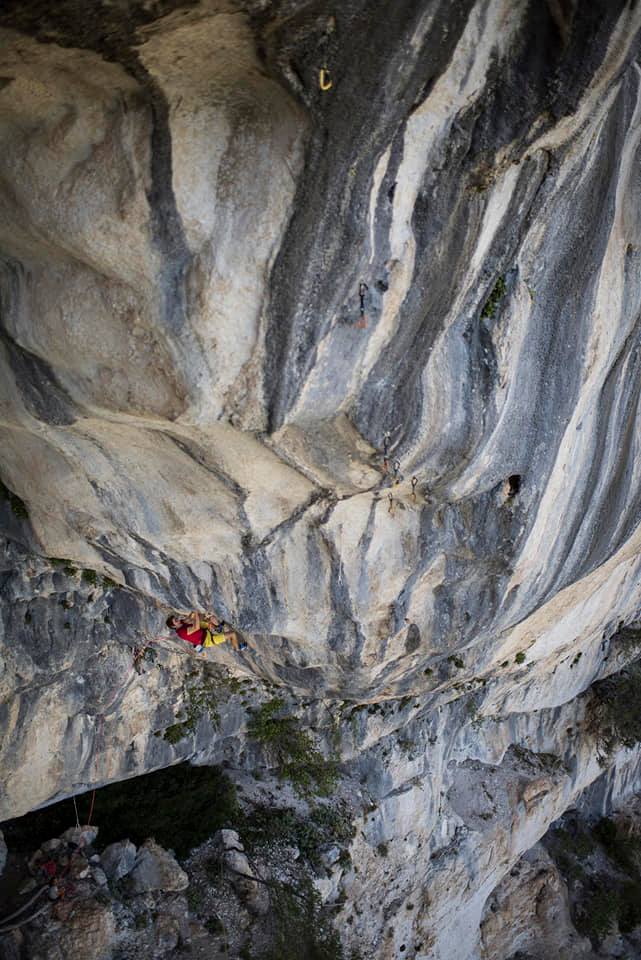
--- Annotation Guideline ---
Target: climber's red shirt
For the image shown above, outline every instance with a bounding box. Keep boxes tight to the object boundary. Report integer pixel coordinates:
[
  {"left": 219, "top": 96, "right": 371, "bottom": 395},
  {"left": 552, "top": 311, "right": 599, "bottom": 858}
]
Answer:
[{"left": 175, "top": 624, "right": 206, "bottom": 646}]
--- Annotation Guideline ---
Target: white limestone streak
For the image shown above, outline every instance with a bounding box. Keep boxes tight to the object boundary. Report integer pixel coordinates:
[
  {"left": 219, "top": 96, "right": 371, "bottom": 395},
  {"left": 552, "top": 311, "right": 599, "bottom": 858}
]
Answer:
[
  {"left": 350, "top": 0, "right": 527, "bottom": 397},
  {"left": 367, "top": 144, "right": 391, "bottom": 256},
  {"left": 507, "top": 64, "right": 641, "bottom": 602}
]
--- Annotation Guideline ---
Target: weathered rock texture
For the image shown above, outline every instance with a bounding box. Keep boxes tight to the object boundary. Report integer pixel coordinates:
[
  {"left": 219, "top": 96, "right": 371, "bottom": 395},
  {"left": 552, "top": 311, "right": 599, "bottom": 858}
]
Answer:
[{"left": 2, "top": 1, "right": 641, "bottom": 958}]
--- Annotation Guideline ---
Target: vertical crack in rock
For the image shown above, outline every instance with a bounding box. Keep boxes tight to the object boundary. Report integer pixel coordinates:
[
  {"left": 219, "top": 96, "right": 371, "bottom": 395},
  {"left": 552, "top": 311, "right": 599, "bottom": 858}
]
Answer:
[{"left": 142, "top": 80, "right": 191, "bottom": 333}]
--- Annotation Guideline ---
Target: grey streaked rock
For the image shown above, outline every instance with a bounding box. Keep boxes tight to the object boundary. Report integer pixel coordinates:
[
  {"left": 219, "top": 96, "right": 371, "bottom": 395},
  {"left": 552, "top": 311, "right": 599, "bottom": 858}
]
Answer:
[{"left": 0, "top": 2, "right": 641, "bottom": 959}]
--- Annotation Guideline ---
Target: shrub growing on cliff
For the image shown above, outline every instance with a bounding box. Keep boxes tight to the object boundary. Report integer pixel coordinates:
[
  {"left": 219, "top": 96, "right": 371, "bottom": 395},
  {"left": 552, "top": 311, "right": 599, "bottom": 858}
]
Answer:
[
  {"left": 241, "top": 802, "right": 354, "bottom": 869},
  {"left": 248, "top": 699, "right": 337, "bottom": 797},
  {"left": 587, "top": 661, "right": 641, "bottom": 757},
  {"left": 263, "top": 878, "right": 344, "bottom": 960},
  {"left": 619, "top": 880, "right": 641, "bottom": 933},
  {"left": 593, "top": 817, "right": 641, "bottom": 875},
  {"left": 480, "top": 275, "right": 506, "bottom": 320},
  {"left": 576, "top": 889, "right": 621, "bottom": 942}
]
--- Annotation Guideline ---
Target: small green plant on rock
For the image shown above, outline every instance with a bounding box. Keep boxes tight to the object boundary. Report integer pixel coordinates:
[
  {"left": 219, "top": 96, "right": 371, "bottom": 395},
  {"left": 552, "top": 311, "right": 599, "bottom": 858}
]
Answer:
[
  {"left": 0, "top": 479, "right": 29, "bottom": 520},
  {"left": 162, "top": 672, "right": 222, "bottom": 743},
  {"left": 481, "top": 276, "right": 506, "bottom": 321},
  {"left": 448, "top": 655, "right": 464, "bottom": 670},
  {"left": 515, "top": 651, "right": 526, "bottom": 665}
]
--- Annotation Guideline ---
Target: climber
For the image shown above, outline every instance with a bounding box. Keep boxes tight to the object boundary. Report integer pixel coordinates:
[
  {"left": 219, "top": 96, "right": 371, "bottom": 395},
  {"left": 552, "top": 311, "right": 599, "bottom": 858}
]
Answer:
[{"left": 166, "top": 612, "right": 247, "bottom": 652}]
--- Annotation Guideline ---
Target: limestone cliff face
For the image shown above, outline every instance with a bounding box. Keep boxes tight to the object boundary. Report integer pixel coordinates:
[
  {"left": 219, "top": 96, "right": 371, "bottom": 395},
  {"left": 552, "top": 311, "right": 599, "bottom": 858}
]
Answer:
[{"left": 2, "top": 2, "right": 641, "bottom": 958}]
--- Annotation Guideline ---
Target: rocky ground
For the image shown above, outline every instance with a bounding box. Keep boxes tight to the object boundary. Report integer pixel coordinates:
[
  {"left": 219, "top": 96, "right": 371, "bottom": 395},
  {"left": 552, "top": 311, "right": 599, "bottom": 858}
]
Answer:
[{"left": 0, "top": 766, "right": 359, "bottom": 960}]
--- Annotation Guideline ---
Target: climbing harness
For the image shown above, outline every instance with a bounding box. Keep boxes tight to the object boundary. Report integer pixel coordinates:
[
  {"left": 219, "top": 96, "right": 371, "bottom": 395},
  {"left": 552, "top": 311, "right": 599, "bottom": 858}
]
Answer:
[
  {"left": 319, "top": 67, "right": 332, "bottom": 91},
  {"left": 411, "top": 476, "right": 418, "bottom": 501}
]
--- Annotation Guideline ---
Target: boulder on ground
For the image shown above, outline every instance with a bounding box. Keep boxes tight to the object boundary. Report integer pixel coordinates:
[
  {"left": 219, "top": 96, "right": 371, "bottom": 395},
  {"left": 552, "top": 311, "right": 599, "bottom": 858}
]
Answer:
[
  {"left": 101, "top": 839, "right": 137, "bottom": 881},
  {"left": 212, "top": 829, "right": 269, "bottom": 915},
  {"left": 62, "top": 825, "right": 99, "bottom": 848},
  {"left": 27, "top": 899, "right": 116, "bottom": 960},
  {"left": 128, "top": 839, "right": 188, "bottom": 893}
]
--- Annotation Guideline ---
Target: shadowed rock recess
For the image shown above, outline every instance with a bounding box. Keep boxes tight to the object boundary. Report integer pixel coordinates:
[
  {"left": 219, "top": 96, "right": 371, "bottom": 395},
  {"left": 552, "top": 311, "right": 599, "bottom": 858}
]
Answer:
[{"left": 2, "top": 0, "right": 641, "bottom": 957}]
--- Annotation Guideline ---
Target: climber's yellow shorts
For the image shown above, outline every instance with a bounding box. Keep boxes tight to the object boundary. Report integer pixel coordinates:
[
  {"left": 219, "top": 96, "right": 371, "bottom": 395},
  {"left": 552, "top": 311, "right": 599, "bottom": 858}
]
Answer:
[{"left": 203, "top": 632, "right": 226, "bottom": 647}]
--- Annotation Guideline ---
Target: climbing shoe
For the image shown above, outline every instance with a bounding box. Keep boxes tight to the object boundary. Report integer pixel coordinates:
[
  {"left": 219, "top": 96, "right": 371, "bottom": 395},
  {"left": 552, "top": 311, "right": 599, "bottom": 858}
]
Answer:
[
  {"left": 238, "top": 641, "right": 248, "bottom": 651},
  {"left": 195, "top": 644, "right": 204, "bottom": 653}
]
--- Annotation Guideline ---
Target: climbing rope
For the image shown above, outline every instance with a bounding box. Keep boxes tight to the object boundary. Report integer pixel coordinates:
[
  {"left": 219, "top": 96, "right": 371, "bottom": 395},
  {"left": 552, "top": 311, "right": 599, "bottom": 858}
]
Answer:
[
  {"left": 72, "top": 795, "right": 80, "bottom": 830},
  {"left": 0, "top": 886, "right": 47, "bottom": 928},
  {"left": 87, "top": 789, "right": 96, "bottom": 827},
  {"left": 0, "top": 902, "right": 50, "bottom": 935},
  {"left": 90, "top": 635, "right": 160, "bottom": 783}
]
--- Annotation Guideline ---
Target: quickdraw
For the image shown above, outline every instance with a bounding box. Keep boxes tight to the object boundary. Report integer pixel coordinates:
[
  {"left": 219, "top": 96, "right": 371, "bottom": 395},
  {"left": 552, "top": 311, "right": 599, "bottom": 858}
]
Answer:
[
  {"left": 319, "top": 67, "right": 332, "bottom": 91},
  {"left": 411, "top": 476, "right": 418, "bottom": 501},
  {"left": 356, "top": 280, "right": 368, "bottom": 328}
]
